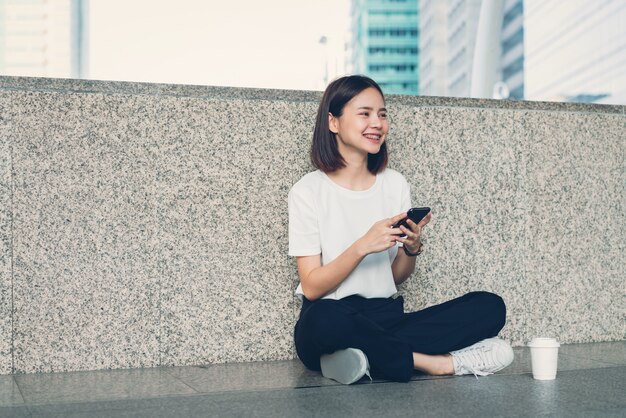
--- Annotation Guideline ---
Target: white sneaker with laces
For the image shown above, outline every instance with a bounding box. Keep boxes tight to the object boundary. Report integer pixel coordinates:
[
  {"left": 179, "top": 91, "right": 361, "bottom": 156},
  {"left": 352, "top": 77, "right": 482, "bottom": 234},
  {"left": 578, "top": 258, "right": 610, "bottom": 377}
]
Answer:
[
  {"left": 320, "top": 348, "right": 372, "bottom": 385},
  {"left": 450, "top": 337, "right": 514, "bottom": 378}
]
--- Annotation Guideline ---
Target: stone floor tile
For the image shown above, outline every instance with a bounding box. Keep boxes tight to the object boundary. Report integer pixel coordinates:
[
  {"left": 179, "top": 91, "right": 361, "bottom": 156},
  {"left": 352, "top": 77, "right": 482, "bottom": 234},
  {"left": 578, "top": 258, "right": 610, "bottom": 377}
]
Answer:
[{"left": 14, "top": 367, "right": 196, "bottom": 405}]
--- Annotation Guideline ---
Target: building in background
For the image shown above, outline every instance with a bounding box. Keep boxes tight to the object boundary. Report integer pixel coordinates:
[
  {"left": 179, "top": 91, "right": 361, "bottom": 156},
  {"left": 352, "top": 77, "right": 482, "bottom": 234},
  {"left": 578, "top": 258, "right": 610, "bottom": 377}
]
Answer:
[
  {"left": 0, "top": 0, "right": 88, "bottom": 78},
  {"left": 500, "top": 0, "right": 524, "bottom": 99},
  {"left": 1, "top": 0, "right": 622, "bottom": 104},
  {"left": 318, "top": 34, "right": 350, "bottom": 90},
  {"left": 350, "top": 0, "right": 419, "bottom": 95},
  {"left": 418, "top": 0, "right": 484, "bottom": 97},
  {"left": 418, "top": 0, "right": 447, "bottom": 96},
  {"left": 524, "top": 0, "right": 626, "bottom": 104},
  {"left": 445, "top": 0, "right": 481, "bottom": 97},
  {"left": 419, "top": 0, "right": 524, "bottom": 99}
]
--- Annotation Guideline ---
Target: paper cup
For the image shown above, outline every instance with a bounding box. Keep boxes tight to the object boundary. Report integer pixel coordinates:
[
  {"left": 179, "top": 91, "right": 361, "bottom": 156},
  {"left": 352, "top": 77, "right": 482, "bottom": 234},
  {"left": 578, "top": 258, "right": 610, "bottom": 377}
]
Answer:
[{"left": 528, "top": 337, "right": 560, "bottom": 380}]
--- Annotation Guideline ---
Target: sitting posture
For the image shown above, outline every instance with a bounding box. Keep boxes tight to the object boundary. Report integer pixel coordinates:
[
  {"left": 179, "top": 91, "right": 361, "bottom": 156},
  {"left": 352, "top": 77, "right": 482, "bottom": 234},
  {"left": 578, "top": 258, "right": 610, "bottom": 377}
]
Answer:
[{"left": 289, "top": 75, "right": 514, "bottom": 384}]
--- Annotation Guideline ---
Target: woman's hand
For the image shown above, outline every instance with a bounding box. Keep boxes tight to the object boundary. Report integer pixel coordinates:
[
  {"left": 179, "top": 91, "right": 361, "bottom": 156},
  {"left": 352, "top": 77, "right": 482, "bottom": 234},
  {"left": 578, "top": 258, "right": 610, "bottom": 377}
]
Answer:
[
  {"left": 356, "top": 212, "right": 407, "bottom": 256},
  {"left": 396, "top": 212, "right": 432, "bottom": 253}
]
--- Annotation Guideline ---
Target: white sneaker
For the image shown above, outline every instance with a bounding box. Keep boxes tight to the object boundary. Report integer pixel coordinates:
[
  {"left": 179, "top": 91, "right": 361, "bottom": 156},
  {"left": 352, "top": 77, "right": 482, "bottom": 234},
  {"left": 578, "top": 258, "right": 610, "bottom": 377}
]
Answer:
[
  {"left": 450, "top": 337, "right": 514, "bottom": 378},
  {"left": 320, "top": 348, "right": 372, "bottom": 385}
]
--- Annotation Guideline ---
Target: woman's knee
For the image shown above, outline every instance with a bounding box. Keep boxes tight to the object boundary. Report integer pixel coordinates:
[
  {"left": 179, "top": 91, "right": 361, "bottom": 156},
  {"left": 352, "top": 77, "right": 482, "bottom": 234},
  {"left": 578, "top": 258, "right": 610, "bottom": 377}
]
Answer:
[
  {"left": 298, "top": 300, "right": 355, "bottom": 343},
  {"left": 468, "top": 291, "right": 507, "bottom": 331}
]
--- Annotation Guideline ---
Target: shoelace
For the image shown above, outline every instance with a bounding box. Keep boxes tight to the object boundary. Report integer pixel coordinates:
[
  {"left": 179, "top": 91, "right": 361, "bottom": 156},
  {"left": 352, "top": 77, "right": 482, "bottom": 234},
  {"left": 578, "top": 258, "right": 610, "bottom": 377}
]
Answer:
[
  {"left": 363, "top": 357, "right": 373, "bottom": 382},
  {"left": 455, "top": 347, "right": 495, "bottom": 379}
]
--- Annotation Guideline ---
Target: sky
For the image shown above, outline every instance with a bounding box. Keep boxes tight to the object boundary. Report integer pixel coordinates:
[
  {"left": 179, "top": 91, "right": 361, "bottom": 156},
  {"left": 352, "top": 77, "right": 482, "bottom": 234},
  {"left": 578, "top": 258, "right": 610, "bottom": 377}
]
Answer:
[{"left": 88, "top": 0, "right": 351, "bottom": 91}]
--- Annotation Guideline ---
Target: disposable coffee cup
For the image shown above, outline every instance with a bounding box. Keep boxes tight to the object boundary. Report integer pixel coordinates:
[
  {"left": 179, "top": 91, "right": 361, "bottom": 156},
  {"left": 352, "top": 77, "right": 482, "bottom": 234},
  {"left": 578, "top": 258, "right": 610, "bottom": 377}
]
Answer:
[{"left": 528, "top": 337, "right": 560, "bottom": 380}]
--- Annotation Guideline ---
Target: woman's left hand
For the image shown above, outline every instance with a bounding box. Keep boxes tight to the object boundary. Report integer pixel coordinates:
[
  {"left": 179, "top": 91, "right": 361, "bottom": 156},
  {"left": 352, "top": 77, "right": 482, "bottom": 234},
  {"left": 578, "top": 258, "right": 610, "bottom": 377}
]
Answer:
[{"left": 397, "top": 212, "right": 432, "bottom": 253}]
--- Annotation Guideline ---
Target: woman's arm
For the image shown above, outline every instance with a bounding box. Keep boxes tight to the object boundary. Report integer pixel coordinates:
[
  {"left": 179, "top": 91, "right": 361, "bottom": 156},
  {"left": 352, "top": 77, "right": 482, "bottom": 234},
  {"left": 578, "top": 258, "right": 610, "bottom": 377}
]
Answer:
[
  {"left": 296, "top": 242, "right": 366, "bottom": 301},
  {"left": 391, "top": 246, "right": 418, "bottom": 285},
  {"left": 391, "top": 214, "right": 432, "bottom": 285},
  {"left": 297, "top": 212, "right": 409, "bottom": 301}
]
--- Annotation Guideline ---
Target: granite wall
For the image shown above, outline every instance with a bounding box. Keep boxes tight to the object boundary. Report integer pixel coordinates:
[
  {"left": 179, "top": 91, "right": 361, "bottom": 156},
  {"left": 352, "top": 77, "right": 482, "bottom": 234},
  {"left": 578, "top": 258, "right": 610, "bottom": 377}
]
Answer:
[{"left": 0, "top": 76, "right": 624, "bottom": 374}]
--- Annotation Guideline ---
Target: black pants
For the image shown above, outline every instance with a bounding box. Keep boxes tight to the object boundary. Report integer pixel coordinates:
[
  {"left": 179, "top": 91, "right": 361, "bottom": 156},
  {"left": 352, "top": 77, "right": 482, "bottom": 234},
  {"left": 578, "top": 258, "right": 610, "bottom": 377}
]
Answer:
[{"left": 294, "top": 291, "right": 506, "bottom": 383}]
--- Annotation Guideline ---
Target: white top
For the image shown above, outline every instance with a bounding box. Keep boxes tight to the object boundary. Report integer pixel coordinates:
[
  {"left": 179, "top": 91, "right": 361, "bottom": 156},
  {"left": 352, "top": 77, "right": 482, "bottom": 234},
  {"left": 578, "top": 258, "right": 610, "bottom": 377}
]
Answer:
[{"left": 288, "top": 168, "right": 412, "bottom": 300}]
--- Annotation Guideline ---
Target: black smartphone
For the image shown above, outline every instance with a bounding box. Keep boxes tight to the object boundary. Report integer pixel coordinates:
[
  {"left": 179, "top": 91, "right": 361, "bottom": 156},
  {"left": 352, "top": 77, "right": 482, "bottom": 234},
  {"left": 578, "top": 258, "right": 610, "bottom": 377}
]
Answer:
[{"left": 392, "top": 207, "right": 431, "bottom": 237}]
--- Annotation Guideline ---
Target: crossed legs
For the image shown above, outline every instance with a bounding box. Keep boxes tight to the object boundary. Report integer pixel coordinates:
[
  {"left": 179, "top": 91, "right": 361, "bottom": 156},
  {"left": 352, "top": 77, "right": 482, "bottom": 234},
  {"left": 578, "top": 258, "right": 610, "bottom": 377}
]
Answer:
[{"left": 295, "top": 292, "right": 507, "bottom": 382}]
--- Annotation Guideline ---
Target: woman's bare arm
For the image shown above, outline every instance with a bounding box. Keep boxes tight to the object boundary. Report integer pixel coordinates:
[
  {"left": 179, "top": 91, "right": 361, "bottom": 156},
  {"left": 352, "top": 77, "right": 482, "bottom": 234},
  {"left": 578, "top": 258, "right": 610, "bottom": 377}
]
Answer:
[
  {"left": 296, "top": 242, "right": 366, "bottom": 301},
  {"left": 391, "top": 213, "right": 432, "bottom": 285},
  {"left": 296, "top": 212, "right": 408, "bottom": 300}
]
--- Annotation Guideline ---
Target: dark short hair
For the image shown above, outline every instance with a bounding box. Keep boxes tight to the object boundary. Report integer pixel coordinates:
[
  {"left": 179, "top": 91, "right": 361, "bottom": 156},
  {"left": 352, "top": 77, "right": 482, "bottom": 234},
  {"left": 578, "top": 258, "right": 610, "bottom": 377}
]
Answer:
[{"left": 311, "top": 75, "right": 388, "bottom": 174}]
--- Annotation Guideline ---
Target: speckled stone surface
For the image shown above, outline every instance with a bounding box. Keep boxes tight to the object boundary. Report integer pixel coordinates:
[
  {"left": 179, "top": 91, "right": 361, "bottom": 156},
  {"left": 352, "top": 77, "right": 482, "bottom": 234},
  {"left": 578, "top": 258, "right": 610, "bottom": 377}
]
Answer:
[
  {"left": 0, "top": 76, "right": 623, "bottom": 374},
  {"left": 391, "top": 107, "right": 625, "bottom": 346},
  {"left": 8, "top": 91, "right": 161, "bottom": 373},
  {"left": 1, "top": 75, "right": 623, "bottom": 114},
  {"left": 0, "top": 98, "right": 12, "bottom": 375},
  {"left": 390, "top": 106, "right": 528, "bottom": 316},
  {"left": 154, "top": 97, "right": 313, "bottom": 366},
  {"left": 518, "top": 111, "right": 625, "bottom": 344}
]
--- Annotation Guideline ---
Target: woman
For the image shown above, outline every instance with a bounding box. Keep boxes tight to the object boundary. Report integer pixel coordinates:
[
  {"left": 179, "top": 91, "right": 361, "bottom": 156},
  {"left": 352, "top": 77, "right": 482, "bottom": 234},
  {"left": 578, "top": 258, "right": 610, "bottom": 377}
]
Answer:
[{"left": 288, "top": 75, "right": 513, "bottom": 384}]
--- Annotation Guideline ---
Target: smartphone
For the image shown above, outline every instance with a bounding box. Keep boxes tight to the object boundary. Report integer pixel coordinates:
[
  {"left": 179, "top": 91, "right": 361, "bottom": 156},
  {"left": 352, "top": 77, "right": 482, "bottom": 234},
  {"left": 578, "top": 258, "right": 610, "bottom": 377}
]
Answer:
[{"left": 392, "top": 207, "right": 431, "bottom": 237}]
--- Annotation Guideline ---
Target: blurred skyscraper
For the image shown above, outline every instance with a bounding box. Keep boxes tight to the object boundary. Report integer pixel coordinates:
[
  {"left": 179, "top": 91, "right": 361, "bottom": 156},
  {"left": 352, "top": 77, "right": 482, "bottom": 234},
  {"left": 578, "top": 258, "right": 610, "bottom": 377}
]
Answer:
[
  {"left": 350, "top": 0, "right": 419, "bottom": 95},
  {"left": 524, "top": 0, "right": 626, "bottom": 104},
  {"left": 418, "top": 0, "right": 446, "bottom": 96},
  {"left": 420, "top": 0, "right": 522, "bottom": 99},
  {"left": 500, "top": 0, "right": 524, "bottom": 99},
  {"left": 420, "top": 0, "right": 501, "bottom": 98},
  {"left": 0, "top": 0, "right": 88, "bottom": 78},
  {"left": 419, "top": 0, "right": 624, "bottom": 104},
  {"left": 445, "top": 0, "right": 481, "bottom": 97}
]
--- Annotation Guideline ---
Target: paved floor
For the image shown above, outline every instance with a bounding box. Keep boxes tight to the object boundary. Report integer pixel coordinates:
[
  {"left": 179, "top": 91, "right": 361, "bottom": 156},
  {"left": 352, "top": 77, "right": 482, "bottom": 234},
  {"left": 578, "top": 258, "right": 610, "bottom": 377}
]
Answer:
[{"left": 0, "top": 341, "right": 624, "bottom": 417}]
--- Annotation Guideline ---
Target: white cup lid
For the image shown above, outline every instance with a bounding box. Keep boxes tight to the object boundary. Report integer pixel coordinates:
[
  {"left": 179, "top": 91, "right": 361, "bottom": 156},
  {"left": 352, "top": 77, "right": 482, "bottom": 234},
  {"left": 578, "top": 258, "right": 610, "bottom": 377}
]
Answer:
[{"left": 528, "top": 337, "right": 560, "bottom": 348}]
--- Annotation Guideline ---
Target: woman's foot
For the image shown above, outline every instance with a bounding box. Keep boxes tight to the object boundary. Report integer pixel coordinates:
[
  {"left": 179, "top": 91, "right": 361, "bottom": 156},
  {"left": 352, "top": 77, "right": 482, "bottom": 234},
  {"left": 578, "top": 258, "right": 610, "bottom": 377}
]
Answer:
[
  {"left": 412, "top": 352, "right": 455, "bottom": 376},
  {"left": 450, "top": 337, "right": 514, "bottom": 378},
  {"left": 320, "top": 348, "right": 372, "bottom": 385}
]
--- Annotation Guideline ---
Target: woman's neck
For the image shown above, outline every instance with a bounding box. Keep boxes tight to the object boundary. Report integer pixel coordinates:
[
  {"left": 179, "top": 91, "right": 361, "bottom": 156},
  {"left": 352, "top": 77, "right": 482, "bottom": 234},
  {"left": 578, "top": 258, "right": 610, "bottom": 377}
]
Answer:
[{"left": 326, "top": 163, "right": 376, "bottom": 191}]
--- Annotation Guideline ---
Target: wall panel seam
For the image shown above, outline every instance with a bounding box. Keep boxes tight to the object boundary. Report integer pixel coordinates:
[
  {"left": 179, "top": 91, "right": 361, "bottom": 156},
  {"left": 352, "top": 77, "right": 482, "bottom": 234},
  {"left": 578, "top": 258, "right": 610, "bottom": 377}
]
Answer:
[{"left": 10, "top": 121, "right": 14, "bottom": 375}]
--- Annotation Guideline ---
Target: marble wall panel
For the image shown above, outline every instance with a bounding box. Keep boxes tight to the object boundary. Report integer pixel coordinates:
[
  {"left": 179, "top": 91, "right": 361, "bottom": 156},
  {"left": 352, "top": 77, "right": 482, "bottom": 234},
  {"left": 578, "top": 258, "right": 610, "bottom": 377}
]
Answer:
[
  {"left": 520, "top": 111, "right": 625, "bottom": 344},
  {"left": 0, "top": 77, "right": 623, "bottom": 374},
  {"left": 11, "top": 92, "right": 160, "bottom": 373},
  {"left": 387, "top": 106, "right": 528, "bottom": 343},
  {"left": 155, "top": 97, "right": 316, "bottom": 366},
  {"left": 0, "top": 94, "right": 13, "bottom": 374},
  {"left": 387, "top": 105, "right": 625, "bottom": 345}
]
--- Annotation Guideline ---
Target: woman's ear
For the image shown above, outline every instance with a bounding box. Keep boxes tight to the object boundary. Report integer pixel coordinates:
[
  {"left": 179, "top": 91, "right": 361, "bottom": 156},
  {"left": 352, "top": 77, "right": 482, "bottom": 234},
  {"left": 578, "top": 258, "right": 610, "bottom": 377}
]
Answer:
[{"left": 328, "top": 112, "right": 339, "bottom": 134}]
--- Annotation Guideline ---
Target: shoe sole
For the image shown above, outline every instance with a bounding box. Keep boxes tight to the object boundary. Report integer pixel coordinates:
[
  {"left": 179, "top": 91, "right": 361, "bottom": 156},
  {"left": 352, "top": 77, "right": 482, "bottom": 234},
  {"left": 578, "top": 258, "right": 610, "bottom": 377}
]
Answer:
[{"left": 320, "top": 348, "right": 369, "bottom": 385}]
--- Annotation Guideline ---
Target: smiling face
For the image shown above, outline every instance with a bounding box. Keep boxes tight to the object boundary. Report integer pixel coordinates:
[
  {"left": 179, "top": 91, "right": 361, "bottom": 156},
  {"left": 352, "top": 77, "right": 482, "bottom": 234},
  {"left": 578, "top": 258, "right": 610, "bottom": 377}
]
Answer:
[{"left": 328, "top": 87, "right": 389, "bottom": 159}]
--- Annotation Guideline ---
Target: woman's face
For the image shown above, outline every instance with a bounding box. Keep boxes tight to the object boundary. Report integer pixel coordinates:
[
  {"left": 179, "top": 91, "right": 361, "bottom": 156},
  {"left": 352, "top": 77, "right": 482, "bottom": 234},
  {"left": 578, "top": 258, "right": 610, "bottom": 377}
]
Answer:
[{"left": 329, "top": 87, "right": 389, "bottom": 158}]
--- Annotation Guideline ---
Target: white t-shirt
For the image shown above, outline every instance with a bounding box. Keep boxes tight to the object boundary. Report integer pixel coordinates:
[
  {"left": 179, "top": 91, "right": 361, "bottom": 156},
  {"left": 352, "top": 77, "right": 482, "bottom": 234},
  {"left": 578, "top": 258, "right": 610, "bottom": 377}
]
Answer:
[{"left": 288, "top": 168, "right": 412, "bottom": 300}]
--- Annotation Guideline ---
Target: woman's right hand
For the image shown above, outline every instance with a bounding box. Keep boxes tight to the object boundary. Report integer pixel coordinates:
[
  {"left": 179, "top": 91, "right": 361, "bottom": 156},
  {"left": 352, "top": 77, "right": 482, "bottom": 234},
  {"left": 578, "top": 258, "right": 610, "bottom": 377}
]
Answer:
[{"left": 356, "top": 212, "right": 407, "bottom": 256}]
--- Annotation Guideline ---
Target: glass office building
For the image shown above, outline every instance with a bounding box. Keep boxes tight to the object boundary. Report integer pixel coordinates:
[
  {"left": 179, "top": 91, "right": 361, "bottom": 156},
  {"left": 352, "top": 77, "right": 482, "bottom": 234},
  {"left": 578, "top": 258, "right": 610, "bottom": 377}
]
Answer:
[
  {"left": 350, "top": 0, "right": 419, "bottom": 95},
  {"left": 445, "top": 0, "right": 481, "bottom": 97},
  {"left": 418, "top": 0, "right": 523, "bottom": 100},
  {"left": 368, "top": 0, "right": 625, "bottom": 103},
  {"left": 0, "top": 0, "right": 88, "bottom": 78},
  {"left": 418, "top": 0, "right": 482, "bottom": 97},
  {"left": 524, "top": 0, "right": 626, "bottom": 104},
  {"left": 501, "top": 0, "right": 524, "bottom": 99},
  {"left": 418, "top": 0, "right": 447, "bottom": 96}
]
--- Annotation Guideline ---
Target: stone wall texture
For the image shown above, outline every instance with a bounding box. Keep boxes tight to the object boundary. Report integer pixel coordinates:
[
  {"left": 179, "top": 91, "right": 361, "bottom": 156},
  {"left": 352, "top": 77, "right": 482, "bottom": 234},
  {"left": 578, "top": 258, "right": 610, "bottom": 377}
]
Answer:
[{"left": 0, "top": 76, "right": 624, "bottom": 374}]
